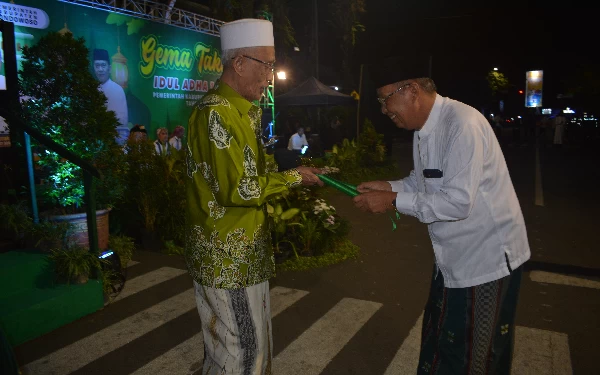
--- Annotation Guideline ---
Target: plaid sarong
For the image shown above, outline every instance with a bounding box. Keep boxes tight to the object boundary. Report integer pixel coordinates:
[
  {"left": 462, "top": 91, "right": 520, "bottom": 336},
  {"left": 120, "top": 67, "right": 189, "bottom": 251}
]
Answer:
[{"left": 417, "top": 265, "right": 523, "bottom": 375}]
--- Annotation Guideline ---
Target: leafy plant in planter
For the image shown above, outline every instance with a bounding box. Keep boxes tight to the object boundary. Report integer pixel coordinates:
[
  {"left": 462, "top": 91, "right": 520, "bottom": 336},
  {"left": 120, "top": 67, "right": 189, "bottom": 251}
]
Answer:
[
  {"left": 0, "top": 202, "right": 32, "bottom": 247},
  {"left": 267, "top": 186, "right": 350, "bottom": 261},
  {"left": 119, "top": 143, "right": 186, "bottom": 249},
  {"left": 48, "top": 245, "right": 106, "bottom": 284},
  {"left": 328, "top": 118, "right": 397, "bottom": 183},
  {"left": 107, "top": 234, "right": 135, "bottom": 268},
  {"left": 18, "top": 32, "right": 126, "bottom": 217}
]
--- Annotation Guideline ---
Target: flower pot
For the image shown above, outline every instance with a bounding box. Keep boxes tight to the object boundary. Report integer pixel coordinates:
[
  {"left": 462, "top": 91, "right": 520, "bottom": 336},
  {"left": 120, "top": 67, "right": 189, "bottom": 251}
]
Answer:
[{"left": 49, "top": 209, "right": 110, "bottom": 250}]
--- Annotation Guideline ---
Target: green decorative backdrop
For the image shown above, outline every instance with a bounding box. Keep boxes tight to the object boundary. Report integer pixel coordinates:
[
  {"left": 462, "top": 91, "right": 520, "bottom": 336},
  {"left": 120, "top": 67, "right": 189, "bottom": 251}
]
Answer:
[{"left": 1, "top": 0, "right": 222, "bottom": 141}]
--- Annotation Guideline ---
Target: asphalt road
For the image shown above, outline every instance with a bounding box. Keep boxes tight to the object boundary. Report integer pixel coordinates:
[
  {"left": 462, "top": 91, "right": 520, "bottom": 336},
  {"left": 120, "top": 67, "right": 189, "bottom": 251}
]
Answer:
[{"left": 14, "top": 133, "right": 600, "bottom": 374}]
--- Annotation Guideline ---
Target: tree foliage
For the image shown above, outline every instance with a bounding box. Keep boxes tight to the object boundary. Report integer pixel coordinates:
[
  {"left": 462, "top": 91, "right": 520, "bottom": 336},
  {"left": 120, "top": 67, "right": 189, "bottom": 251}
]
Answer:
[
  {"left": 486, "top": 71, "right": 510, "bottom": 97},
  {"left": 328, "top": 0, "right": 366, "bottom": 87},
  {"left": 18, "top": 32, "right": 125, "bottom": 213}
]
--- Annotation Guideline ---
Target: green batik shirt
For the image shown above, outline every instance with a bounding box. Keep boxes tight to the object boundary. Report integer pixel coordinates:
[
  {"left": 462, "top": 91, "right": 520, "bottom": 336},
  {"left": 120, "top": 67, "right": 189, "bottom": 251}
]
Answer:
[{"left": 185, "top": 82, "right": 302, "bottom": 289}]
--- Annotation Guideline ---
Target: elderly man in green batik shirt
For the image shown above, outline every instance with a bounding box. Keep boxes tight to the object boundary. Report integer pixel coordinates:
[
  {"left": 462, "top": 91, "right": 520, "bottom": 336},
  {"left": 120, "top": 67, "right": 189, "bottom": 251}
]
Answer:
[{"left": 185, "top": 19, "right": 323, "bottom": 375}]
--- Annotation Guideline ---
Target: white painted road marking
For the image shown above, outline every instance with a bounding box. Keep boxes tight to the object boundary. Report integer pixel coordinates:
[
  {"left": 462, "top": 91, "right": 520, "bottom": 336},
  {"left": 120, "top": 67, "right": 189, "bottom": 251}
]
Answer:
[
  {"left": 535, "top": 144, "right": 544, "bottom": 206},
  {"left": 384, "top": 312, "right": 572, "bottom": 374},
  {"left": 131, "top": 286, "right": 310, "bottom": 375},
  {"left": 530, "top": 270, "right": 600, "bottom": 290},
  {"left": 22, "top": 289, "right": 196, "bottom": 375},
  {"left": 273, "top": 297, "right": 382, "bottom": 375},
  {"left": 384, "top": 312, "right": 423, "bottom": 375},
  {"left": 115, "top": 267, "right": 187, "bottom": 301}
]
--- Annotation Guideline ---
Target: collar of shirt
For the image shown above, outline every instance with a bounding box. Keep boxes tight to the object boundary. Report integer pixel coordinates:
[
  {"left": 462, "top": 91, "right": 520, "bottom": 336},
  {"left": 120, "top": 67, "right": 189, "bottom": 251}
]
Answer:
[
  {"left": 417, "top": 93, "right": 443, "bottom": 140},
  {"left": 214, "top": 81, "right": 257, "bottom": 117}
]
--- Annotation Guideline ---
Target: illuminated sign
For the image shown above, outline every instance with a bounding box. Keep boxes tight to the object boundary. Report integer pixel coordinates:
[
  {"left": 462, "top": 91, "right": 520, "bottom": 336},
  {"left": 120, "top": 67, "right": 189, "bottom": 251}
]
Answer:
[
  {"left": 0, "top": 2, "right": 49, "bottom": 29},
  {"left": 525, "top": 70, "right": 543, "bottom": 108}
]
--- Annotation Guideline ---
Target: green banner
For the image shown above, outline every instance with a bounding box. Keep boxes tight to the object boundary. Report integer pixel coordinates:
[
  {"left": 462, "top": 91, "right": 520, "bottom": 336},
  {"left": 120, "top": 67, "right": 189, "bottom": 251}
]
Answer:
[{"left": 0, "top": 0, "right": 223, "bottom": 144}]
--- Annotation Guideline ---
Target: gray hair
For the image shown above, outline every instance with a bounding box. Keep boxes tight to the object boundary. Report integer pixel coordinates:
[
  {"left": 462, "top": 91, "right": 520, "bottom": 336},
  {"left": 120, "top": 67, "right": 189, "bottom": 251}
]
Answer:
[
  {"left": 414, "top": 78, "right": 437, "bottom": 93},
  {"left": 156, "top": 127, "right": 168, "bottom": 137},
  {"left": 221, "top": 47, "right": 253, "bottom": 68}
]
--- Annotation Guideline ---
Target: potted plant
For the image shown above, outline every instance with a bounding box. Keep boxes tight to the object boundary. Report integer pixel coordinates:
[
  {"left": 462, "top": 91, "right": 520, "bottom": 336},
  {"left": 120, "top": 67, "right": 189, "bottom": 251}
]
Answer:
[
  {"left": 0, "top": 201, "right": 32, "bottom": 248},
  {"left": 18, "top": 32, "right": 126, "bottom": 250},
  {"left": 107, "top": 234, "right": 135, "bottom": 268},
  {"left": 48, "top": 244, "right": 105, "bottom": 284}
]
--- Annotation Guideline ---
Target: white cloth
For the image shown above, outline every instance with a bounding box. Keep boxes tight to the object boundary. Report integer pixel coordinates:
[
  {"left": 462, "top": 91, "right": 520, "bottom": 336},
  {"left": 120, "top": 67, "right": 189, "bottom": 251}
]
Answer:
[
  {"left": 287, "top": 133, "right": 308, "bottom": 151},
  {"left": 99, "top": 78, "right": 128, "bottom": 127},
  {"left": 220, "top": 19, "right": 274, "bottom": 51},
  {"left": 194, "top": 280, "right": 273, "bottom": 375},
  {"left": 389, "top": 94, "right": 530, "bottom": 288},
  {"left": 154, "top": 140, "right": 170, "bottom": 155},
  {"left": 554, "top": 116, "right": 566, "bottom": 144},
  {"left": 169, "top": 136, "right": 182, "bottom": 150}
]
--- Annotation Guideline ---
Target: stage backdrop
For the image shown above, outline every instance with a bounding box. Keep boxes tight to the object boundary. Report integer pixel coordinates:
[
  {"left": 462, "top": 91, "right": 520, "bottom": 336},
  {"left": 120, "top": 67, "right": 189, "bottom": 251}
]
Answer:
[{"left": 0, "top": 0, "right": 223, "bottom": 143}]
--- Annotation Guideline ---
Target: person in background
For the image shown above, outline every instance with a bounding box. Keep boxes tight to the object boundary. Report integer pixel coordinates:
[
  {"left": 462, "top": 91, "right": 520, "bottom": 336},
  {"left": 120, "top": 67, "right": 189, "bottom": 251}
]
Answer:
[
  {"left": 154, "top": 127, "right": 171, "bottom": 156},
  {"left": 123, "top": 124, "right": 148, "bottom": 154},
  {"left": 92, "top": 48, "right": 128, "bottom": 144},
  {"left": 353, "top": 56, "right": 530, "bottom": 375},
  {"left": 287, "top": 126, "right": 308, "bottom": 153},
  {"left": 553, "top": 112, "right": 566, "bottom": 147},
  {"left": 185, "top": 18, "right": 323, "bottom": 374},
  {"left": 169, "top": 125, "right": 185, "bottom": 151}
]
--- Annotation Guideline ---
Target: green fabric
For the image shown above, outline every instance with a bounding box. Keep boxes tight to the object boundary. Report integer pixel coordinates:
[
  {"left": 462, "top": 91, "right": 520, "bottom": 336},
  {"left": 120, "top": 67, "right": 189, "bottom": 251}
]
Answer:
[
  {"left": 0, "top": 250, "right": 104, "bottom": 347},
  {"left": 185, "top": 82, "right": 302, "bottom": 289},
  {"left": 0, "top": 280, "right": 104, "bottom": 347}
]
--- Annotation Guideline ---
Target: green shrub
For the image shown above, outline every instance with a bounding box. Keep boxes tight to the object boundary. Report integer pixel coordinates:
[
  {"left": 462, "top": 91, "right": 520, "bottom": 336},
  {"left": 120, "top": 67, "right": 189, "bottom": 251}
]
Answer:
[
  {"left": 48, "top": 245, "right": 106, "bottom": 284},
  {"left": 108, "top": 234, "right": 136, "bottom": 268}
]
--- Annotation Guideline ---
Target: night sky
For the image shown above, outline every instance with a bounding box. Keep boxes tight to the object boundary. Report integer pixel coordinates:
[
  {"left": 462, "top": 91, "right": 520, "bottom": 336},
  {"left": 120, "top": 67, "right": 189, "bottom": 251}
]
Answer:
[{"left": 286, "top": 0, "right": 598, "bottom": 117}]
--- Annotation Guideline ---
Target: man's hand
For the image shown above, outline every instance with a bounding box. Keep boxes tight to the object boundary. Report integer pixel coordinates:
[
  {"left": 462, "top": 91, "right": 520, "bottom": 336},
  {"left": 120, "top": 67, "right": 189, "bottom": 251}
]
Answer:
[
  {"left": 297, "top": 166, "right": 324, "bottom": 187},
  {"left": 353, "top": 190, "right": 397, "bottom": 214},
  {"left": 356, "top": 180, "right": 392, "bottom": 193}
]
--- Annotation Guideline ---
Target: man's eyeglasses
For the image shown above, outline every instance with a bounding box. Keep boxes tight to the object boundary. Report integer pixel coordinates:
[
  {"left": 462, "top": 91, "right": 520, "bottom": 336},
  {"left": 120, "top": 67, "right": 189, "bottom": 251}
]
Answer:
[
  {"left": 377, "top": 83, "right": 411, "bottom": 105},
  {"left": 237, "top": 55, "right": 275, "bottom": 72}
]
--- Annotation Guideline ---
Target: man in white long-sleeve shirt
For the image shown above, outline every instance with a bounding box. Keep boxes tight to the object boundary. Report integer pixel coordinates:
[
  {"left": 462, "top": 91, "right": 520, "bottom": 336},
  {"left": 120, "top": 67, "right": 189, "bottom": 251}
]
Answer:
[
  {"left": 287, "top": 126, "right": 308, "bottom": 153},
  {"left": 353, "top": 57, "right": 530, "bottom": 375},
  {"left": 93, "top": 49, "right": 129, "bottom": 145}
]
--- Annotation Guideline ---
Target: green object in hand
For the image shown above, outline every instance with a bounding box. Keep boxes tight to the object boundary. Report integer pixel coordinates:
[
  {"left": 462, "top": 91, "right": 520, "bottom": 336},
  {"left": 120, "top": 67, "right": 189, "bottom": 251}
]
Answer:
[
  {"left": 317, "top": 174, "right": 401, "bottom": 230},
  {"left": 316, "top": 174, "right": 359, "bottom": 197}
]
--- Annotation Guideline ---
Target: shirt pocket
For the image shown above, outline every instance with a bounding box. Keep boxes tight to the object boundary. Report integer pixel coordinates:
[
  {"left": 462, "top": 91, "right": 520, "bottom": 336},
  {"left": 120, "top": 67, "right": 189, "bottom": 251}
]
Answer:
[{"left": 424, "top": 177, "right": 443, "bottom": 194}]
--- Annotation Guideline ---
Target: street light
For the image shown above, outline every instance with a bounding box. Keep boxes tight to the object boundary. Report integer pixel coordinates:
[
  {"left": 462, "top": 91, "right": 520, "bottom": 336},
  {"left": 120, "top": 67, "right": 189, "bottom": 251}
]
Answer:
[
  {"left": 493, "top": 67, "right": 498, "bottom": 71},
  {"left": 277, "top": 71, "right": 286, "bottom": 80}
]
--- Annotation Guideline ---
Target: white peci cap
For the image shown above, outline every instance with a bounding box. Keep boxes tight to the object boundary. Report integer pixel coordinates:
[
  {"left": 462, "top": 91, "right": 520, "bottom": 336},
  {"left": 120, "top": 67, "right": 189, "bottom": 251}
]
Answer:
[{"left": 220, "top": 18, "right": 274, "bottom": 51}]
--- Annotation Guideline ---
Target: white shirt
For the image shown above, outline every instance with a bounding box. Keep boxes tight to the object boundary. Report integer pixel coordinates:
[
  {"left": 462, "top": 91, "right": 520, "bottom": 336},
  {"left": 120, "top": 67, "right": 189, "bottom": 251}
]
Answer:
[
  {"left": 169, "top": 136, "right": 182, "bottom": 150},
  {"left": 154, "top": 140, "right": 171, "bottom": 155},
  {"left": 390, "top": 94, "right": 530, "bottom": 288},
  {"left": 99, "top": 78, "right": 128, "bottom": 128},
  {"left": 288, "top": 133, "right": 308, "bottom": 150}
]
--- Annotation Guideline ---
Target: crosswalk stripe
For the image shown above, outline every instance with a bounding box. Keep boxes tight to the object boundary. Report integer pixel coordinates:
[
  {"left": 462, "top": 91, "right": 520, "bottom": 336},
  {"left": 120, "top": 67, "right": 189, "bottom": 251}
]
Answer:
[
  {"left": 384, "top": 312, "right": 573, "bottom": 374},
  {"left": 22, "top": 288, "right": 196, "bottom": 375},
  {"left": 114, "top": 267, "right": 187, "bottom": 301},
  {"left": 383, "top": 312, "right": 423, "bottom": 375},
  {"left": 131, "top": 286, "right": 310, "bottom": 375},
  {"left": 272, "top": 297, "right": 382, "bottom": 375},
  {"left": 513, "top": 326, "right": 572, "bottom": 375},
  {"left": 269, "top": 286, "right": 310, "bottom": 317},
  {"left": 530, "top": 270, "right": 600, "bottom": 290}
]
